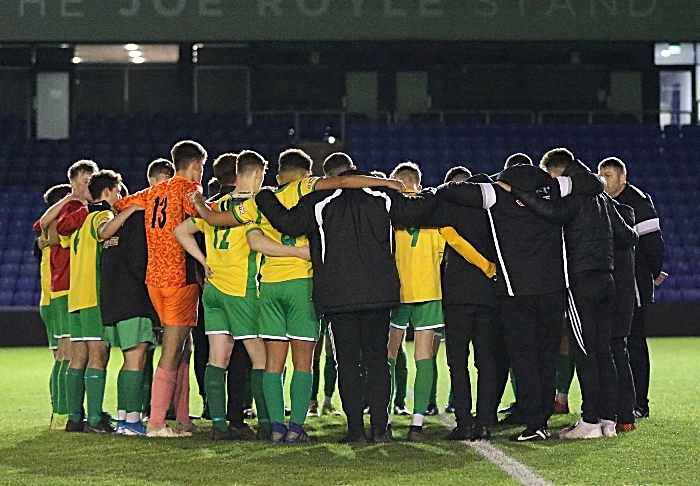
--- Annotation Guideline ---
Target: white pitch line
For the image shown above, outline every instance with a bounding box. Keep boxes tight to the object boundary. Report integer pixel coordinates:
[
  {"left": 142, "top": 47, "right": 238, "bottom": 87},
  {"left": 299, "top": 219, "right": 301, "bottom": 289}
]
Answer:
[
  {"left": 406, "top": 390, "right": 554, "bottom": 486},
  {"left": 436, "top": 413, "right": 554, "bottom": 486}
]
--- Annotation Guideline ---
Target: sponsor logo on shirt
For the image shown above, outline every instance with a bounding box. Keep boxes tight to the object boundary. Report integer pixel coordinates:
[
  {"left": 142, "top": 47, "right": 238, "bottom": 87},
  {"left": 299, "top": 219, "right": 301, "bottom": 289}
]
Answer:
[{"left": 103, "top": 236, "right": 119, "bottom": 248}]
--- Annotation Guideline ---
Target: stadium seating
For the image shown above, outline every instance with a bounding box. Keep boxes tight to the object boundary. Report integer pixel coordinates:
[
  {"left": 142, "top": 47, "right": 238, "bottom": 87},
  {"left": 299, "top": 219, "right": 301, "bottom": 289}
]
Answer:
[{"left": 0, "top": 113, "right": 697, "bottom": 306}]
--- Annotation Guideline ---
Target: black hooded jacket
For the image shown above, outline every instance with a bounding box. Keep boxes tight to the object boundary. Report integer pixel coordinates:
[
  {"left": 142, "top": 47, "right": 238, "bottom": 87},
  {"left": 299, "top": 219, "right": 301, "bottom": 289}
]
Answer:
[{"left": 254, "top": 172, "right": 437, "bottom": 316}]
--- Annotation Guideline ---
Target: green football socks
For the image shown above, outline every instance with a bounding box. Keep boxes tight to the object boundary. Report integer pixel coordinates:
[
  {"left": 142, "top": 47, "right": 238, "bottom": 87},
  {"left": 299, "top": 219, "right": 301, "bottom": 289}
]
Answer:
[
  {"left": 58, "top": 360, "right": 70, "bottom": 415},
  {"left": 251, "top": 369, "right": 270, "bottom": 428},
  {"left": 413, "top": 359, "right": 434, "bottom": 417},
  {"left": 204, "top": 364, "right": 228, "bottom": 431},
  {"left": 118, "top": 370, "right": 144, "bottom": 418},
  {"left": 429, "top": 356, "right": 438, "bottom": 406},
  {"left": 556, "top": 354, "right": 576, "bottom": 394},
  {"left": 323, "top": 355, "right": 337, "bottom": 399},
  {"left": 50, "top": 361, "right": 60, "bottom": 413},
  {"left": 388, "top": 357, "right": 397, "bottom": 412},
  {"left": 85, "top": 368, "right": 107, "bottom": 426},
  {"left": 66, "top": 368, "right": 85, "bottom": 422},
  {"left": 395, "top": 350, "right": 408, "bottom": 407},
  {"left": 263, "top": 372, "right": 285, "bottom": 425},
  {"left": 289, "top": 371, "right": 313, "bottom": 426}
]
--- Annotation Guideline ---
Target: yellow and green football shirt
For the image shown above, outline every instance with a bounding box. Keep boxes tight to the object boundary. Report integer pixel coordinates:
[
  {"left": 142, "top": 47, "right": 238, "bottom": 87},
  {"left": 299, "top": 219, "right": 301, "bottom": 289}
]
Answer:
[
  {"left": 68, "top": 208, "right": 113, "bottom": 313},
  {"left": 193, "top": 193, "right": 262, "bottom": 297},
  {"left": 232, "top": 177, "right": 320, "bottom": 284},
  {"left": 39, "top": 241, "right": 51, "bottom": 307},
  {"left": 395, "top": 192, "right": 445, "bottom": 303}
]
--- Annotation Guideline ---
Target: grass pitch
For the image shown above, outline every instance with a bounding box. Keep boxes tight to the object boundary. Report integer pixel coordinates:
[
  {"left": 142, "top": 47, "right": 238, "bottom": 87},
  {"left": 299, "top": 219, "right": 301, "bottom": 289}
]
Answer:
[{"left": 0, "top": 338, "right": 699, "bottom": 485}]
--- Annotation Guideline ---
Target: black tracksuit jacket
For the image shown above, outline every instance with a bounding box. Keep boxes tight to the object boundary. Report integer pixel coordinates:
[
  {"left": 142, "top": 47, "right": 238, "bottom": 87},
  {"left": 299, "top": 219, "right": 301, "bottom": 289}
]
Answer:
[
  {"left": 254, "top": 176, "right": 437, "bottom": 316},
  {"left": 609, "top": 198, "right": 638, "bottom": 337},
  {"left": 436, "top": 165, "right": 567, "bottom": 297},
  {"left": 614, "top": 183, "right": 665, "bottom": 306},
  {"left": 424, "top": 174, "right": 498, "bottom": 308}
]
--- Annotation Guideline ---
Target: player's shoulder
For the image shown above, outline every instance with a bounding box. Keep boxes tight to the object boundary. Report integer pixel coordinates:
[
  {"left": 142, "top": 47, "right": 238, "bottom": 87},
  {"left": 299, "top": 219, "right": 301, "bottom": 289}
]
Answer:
[{"left": 625, "top": 183, "right": 649, "bottom": 201}]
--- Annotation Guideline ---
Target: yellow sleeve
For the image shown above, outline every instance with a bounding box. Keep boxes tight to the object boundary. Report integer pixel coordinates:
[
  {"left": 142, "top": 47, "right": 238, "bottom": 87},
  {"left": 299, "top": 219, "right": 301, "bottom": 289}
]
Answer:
[
  {"left": 299, "top": 177, "right": 321, "bottom": 197},
  {"left": 192, "top": 217, "right": 207, "bottom": 233},
  {"left": 233, "top": 197, "right": 257, "bottom": 224},
  {"left": 439, "top": 227, "right": 496, "bottom": 279},
  {"left": 59, "top": 234, "right": 71, "bottom": 249},
  {"left": 93, "top": 210, "right": 114, "bottom": 242}
]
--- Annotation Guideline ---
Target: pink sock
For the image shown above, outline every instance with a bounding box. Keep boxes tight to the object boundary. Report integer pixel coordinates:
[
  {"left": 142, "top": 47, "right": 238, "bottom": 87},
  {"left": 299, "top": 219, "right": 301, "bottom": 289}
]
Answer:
[
  {"left": 150, "top": 367, "right": 177, "bottom": 429},
  {"left": 173, "top": 363, "right": 191, "bottom": 424}
]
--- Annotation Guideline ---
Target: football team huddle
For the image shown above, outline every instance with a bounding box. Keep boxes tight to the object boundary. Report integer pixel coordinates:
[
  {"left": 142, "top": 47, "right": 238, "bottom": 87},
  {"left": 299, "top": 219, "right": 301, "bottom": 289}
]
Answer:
[{"left": 34, "top": 139, "right": 665, "bottom": 444}]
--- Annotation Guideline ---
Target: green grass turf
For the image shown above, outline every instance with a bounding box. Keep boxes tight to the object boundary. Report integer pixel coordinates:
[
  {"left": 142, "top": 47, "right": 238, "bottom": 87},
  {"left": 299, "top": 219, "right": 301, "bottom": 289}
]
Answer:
[{"left": 0, "top": 337, "right": 699, "bottom": 485}]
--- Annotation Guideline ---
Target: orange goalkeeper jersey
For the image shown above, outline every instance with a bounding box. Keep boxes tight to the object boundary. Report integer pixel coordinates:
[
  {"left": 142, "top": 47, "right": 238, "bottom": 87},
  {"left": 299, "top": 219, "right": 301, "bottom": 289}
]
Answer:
[{"left": 114, "top": 175, "right": 202, "bottom": 288}]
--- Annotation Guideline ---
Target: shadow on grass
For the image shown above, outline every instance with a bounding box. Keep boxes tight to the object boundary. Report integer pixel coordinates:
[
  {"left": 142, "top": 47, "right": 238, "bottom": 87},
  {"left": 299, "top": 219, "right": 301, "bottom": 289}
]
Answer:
[{"left": 0, "top": 422, "right": 489, "bottom": 486}]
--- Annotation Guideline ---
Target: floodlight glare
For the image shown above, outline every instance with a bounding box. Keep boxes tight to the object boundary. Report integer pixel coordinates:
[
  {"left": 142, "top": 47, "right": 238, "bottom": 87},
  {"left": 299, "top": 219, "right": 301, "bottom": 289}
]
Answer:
[
  {"left": 132, "top": 57, "right": 146, "bottom": 64},
  {"left": 124, "top": 44, "right": 139, "bottom": 51},
  {"left": 327, "top": 136, "right": 336, "bottom": 144},
  {"left": 660, "top": 49, "right": 671, "bottom": 57},
  {"left": 128, "top": 51, "right": 142, "bottom": 58},
  {"left": 669, "top": 45, "right": 682, "bottom": 55},
  {"left": 71, "top": 57, "right": 82, "bottom": 64}
]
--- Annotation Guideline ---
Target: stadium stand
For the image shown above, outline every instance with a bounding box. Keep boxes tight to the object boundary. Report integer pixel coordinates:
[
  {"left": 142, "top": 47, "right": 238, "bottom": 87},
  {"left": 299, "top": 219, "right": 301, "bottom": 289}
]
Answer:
[{"left": 0, "top": 114, "right": 697, "bottom": 306}]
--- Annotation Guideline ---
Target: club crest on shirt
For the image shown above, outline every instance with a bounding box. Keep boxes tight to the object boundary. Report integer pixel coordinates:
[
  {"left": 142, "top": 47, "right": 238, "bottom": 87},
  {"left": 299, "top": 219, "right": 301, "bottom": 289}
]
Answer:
[
  {"left": 306, "top": 179, "right": 315, "bottom": 190},
  {"left": 238, "top": 203, "right": 246, "bottom": 214}
]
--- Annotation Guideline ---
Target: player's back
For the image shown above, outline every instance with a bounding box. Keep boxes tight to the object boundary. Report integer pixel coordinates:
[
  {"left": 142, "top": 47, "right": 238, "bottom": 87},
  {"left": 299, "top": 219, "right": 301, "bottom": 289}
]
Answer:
[
  {"left": 394, "top": 191, "right": 444, "bottom": 303},
  {"left": 395, "top": 225, "right": 444, "bottom": 303},
  {"left": 116, "top": 175, "right": 202, "bottom": 288},
  {"left": 235, "top": 177, "right": 318, "bottom": 283}
]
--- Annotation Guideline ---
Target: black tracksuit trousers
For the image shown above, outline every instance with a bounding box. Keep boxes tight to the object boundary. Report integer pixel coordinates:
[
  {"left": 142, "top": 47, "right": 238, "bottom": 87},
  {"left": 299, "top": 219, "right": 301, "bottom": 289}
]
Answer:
[
  {"left": 569, "top": 270, "right": 617, "bottom": 424},
  {"left": 500, "top": 290, "right": 566, "bottom": 431},
  {"left": 443, "top": 304, "right": 509, "bottom": 430},
  {"left": 226, "top": 341, "right": 252, "bottom": 426},
  {"left": 628, "top": 305, "right": 650, "bottom": 412},
  {"left": 327, "top": 309, "right": 391, "bottom": 436},
  {"left": 611, "top": 336, "right": 636, "bottom": 424}
]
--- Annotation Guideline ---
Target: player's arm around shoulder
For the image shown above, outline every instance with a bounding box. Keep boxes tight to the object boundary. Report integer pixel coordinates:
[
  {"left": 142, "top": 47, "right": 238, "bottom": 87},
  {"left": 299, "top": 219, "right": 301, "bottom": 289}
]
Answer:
[
  {"left": 97, "top": 205, "right": 144, "bottom": 241},
  {"left": 246, "top": 227, "right": 311, "bottom": 261},
  {"left": 254, "top": 188, "right": 316, "bottom": 238},
  {"left": 189, "top": 191, "right": 242, "bottom": 228}
]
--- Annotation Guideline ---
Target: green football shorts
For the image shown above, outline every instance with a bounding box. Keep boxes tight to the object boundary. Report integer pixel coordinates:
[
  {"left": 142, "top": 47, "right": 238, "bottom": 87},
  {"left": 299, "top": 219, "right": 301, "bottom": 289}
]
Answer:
[
  {"left": 69, "top": 306, "right": 115, "bottom": 345},
  {"left": 111, "top": 317, "right": 157, "bottom": 351},
  {"left": 203, "top": 283, "right": 259, "bottom": 340},
  {"left": 40, "top": 304, "right": 58, "bottom": 349},
  {"left": 52, "top": 294, "right": 70, "bottom": 338},
  {"left": 258, "top": 278, "right": 319, "bottom": 342},
  {"left": 390, "top": 300, "right": 445, "bottom": 331}
]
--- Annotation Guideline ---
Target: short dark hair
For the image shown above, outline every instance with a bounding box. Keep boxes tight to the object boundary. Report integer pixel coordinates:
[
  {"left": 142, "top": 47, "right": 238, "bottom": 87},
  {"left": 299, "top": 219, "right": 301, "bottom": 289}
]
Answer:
[
  {"left": 390, "top": 161, "right": 422, "bottom": 186},
  {"left": 88, "top": 170, "right": 122, "bottom": 201},
  {"left": 278, "top": 148, "right": 313, "bottom": 176},
  {"left": 212, "top": 153, "right": 238, "bottom": 185},
  {"left": 171, "top": 140, "right": 207, "bottom": 172},
  {"left": 323, "top": 152, "right": 354, "bottom": 177},
  {"left": 370, "top": 170, "right": 387, "bottom": 179},
  {"left": 444, "top": 166, "right": 472, "bottom": 183},
  {"left": 504, "top": 153, "right": 533, "bottom": 169},
  {"left": 207, "top": 177, "right": 221, "bottom": 197},
  {"left": 540, "top": 148, "right": 574, "bottom": 173},
  {"left": 44, "top": 184, "right": 71, "bottom": 206},
  {"left": 67, "top": 160, "right": 98, "bottom": 181},
  {"left": 598, "top": 157, "right": 627, "bottom": 175},
  {"left": 236, "top": 150, "right": 267, "bottom": 177},
  {"left": 147, "top": 158, "right": 175, "bottom": 180}
]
